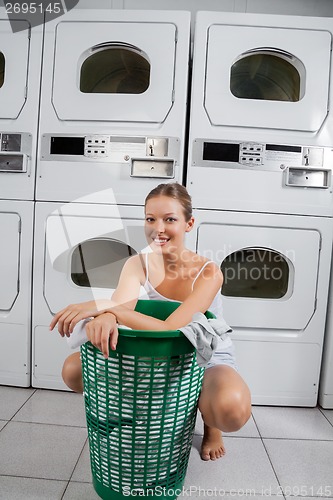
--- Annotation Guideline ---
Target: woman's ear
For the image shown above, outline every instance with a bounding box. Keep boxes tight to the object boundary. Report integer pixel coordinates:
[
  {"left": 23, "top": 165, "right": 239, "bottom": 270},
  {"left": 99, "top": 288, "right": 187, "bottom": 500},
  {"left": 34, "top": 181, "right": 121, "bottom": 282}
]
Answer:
[{"left": 185, "top": 217, "right": 195, "bottom": 233}]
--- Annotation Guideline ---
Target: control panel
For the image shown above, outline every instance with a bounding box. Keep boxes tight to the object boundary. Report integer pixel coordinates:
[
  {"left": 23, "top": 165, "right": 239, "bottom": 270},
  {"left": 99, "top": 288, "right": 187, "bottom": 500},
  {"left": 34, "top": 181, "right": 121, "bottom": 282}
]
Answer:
[
  {"left": 41, "top": 134, "right": 179, "bottom": 179},
  {"left": 0, "top": 133, "right": 31, "bottom": 173}
]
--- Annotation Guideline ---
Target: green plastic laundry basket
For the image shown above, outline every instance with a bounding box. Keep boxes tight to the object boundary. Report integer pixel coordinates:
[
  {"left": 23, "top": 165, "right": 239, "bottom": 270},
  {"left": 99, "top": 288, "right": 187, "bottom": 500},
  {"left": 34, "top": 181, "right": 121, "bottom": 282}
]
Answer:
[{"left": 81, "top": 300, "right": 213, "bottom": 500}]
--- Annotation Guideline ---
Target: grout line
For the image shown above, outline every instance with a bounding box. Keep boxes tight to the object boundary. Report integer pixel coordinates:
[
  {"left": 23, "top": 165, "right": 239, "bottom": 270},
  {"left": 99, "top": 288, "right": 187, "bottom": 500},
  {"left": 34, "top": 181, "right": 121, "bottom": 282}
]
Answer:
[
  {"left": 0, "top": 473, "right": 68, "bottom": 482},
  {"left": 250, "top": 410, "right": 262, "bottom": 437},
  {"left": 260, "top": 437, "right": 286, "bottom": 499},
  {"left": 5, "top": 419, "right": 88, "bottom": 430},
  {"left": 3, "top": 388, "right": 37, "bottom": 422},
  {"left": 61, "top": 480, "right": 73, "bottom": 499},
  {"left": 318, "top": 407, "right": 333, "bottom": 428},
  {"left": 67, "top": 435, "right": 89, "bottom": 483}
]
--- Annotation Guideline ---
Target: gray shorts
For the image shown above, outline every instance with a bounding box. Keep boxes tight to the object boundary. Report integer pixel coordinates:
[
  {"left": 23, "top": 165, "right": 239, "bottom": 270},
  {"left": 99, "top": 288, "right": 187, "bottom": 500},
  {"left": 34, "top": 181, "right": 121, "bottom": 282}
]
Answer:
[{"left": 205, "top": 341, "right": 238, "bottom": 371}]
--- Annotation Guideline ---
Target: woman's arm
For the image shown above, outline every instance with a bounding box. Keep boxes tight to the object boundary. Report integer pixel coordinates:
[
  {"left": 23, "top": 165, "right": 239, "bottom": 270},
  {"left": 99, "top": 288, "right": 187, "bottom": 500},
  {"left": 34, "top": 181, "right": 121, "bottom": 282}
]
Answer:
[
  {"left": 50, "top": 255, "right": 143, "bottom": 335},
  {"left": 108, "top": 262, "right": 223, "bottom": 331},
  {"left": 88, "top": 262, "right": 222, "bottom": 357}
]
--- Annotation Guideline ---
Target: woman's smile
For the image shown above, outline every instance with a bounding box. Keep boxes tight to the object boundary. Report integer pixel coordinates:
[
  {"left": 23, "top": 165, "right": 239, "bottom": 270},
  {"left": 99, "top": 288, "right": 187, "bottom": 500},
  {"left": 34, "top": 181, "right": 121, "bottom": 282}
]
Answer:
[{"left": 153, "top": 237, "right": 170, "bottom": 246}]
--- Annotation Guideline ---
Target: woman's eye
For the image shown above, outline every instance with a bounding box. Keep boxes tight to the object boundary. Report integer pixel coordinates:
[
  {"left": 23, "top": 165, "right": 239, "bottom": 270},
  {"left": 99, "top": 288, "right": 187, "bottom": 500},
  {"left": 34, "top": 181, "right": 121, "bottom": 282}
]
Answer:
[
  {"left": 166, "top": 217, "right": 177, "bottom": 222},
  {"left": 145, "top": 218, "right": 154, "bottom": 223}
]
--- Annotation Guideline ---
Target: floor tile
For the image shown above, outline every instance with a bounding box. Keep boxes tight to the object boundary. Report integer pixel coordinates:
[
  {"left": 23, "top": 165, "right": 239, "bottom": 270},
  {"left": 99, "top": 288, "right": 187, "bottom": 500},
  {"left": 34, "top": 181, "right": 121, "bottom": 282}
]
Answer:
[
  {"left": 184, "top": 435, "right": 279, "bottom": 494},
  {"left": 320, "top": 408, "right": 333, "bottom": 426},
  {"left": 13, "top": 389, "right": 87, "bottom": 427},
  {"left": 0, "top": 422, "right": 87, "bottom": 480},
  {"left": 71, "top": 441, "right": 93, "bottom": 483},
  {"left": 0, "top": 386, "right": 35, "bottom": 420},
  {"left": 264, "top": 438, "right": 333, "bottom": 494},
  {"left": 63, "top": 481, "right": 100, "bottom": 499},
  {"left": 252, "top": 406, "right": 333, "bottom": 440},
  {"left": 0, "top": 475, "right": 67, "bottom": 500},
  {"left": 194, "top": 410, "right": 260, "bottom": 438},
  {"left": 0, "top": 421, "right": 7, "bottom": 431}
]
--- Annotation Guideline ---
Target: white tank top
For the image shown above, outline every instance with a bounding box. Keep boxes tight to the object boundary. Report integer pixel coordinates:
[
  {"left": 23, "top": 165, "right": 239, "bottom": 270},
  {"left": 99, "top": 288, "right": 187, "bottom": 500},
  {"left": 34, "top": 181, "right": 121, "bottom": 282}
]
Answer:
[{"left": 142, "top": 253, "right": 223, "bottom": 319}]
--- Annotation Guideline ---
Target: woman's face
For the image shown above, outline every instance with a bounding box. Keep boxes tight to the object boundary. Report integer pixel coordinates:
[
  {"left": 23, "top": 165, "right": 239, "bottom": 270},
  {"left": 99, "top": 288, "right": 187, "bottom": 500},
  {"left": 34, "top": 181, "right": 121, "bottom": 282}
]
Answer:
[{"left": 144, "top": 195, "right": 194, "bottom": 254}]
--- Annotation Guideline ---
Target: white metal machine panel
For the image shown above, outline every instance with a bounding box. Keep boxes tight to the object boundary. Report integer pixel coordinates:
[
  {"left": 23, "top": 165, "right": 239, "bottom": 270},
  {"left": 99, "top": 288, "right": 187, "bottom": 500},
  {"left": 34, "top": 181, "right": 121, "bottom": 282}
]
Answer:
[
  {"left": 319, "top": 266, "right": 333, "bottom": 408},
  {"left": 37, "top": 9, "right": 191, "bottom": 204},
  {"left": 189, "top": 139, "right": 333, "bottom": 217},
  {"left": 187, "top": 209, "right": 333, "bottom": 406},
  {"left": 0, "top": 201, "right": 33, "bottom": 387},
  {"left": 187, "top": 12, "right": 333, "bottom": 215},
  {"left": 0, "top": 20, "right": 29, "bottom": 119},
  {"left": 205, "top": 25, "right": 331, "bottom": 132},
  {"left": 32, "top": 201, "right": 147, "bottom": 390},
  {"left": 197, "top": 223, "right": 320, "bottom": 330},
  {"left": 53, "top": 21, "right": 176, "bottom": 123},
  {"left": 0, "top": 9, "right": 43, "bottom": 200}
]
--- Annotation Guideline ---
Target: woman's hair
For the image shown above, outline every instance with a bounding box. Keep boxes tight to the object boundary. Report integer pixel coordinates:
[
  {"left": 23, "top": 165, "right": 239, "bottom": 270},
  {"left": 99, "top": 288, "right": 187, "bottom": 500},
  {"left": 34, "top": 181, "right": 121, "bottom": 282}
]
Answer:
[{"left": 145, "top": 183, "right": 193, "bottom": 221}]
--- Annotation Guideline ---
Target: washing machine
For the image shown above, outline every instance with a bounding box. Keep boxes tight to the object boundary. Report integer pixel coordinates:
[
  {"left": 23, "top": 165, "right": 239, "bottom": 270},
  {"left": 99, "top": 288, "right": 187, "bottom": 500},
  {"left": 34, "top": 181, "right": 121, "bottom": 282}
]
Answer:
[
  {"left": 36, "top": 8, "right": 191, "bottom": 204},
  {"left": 186, "top": 12, "right": 333, "bottom": 406},
  {"left": 0, "top": 10, "right": 42, "bottom": 387},
  {"left": 32, "top": 198, "right": 150, "bottom": 389},
  {"left": 319, "top": 258, "right": 333, "bottom": 409},
  {"left": 0, "top": 200, "right": 34, "bottom": 386},
  {"left": 33, "top": 8, "right": 191, "bottom": 389},
  {"left": 0, "top": 7, "right": 42, "bottom": 201}
]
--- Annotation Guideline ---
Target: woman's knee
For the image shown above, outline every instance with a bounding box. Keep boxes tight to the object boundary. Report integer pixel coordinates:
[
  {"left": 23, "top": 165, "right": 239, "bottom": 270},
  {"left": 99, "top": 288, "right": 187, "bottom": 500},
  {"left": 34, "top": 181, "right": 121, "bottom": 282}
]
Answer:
[
  {"left": 216, "top": 391, "right": 251, "bottom": 431},
  {"left": 62, "top": 353, "right": 83, "bottom": 392},
  {"left": 200, "top": 368, "right": 252, "bottom": 432}
]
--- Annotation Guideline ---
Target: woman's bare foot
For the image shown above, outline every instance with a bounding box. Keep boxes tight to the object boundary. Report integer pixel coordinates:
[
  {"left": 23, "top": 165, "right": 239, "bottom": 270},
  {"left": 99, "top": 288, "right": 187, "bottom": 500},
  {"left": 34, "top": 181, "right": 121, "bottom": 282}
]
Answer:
[{"left": 200, "top": 424, "right": 226, "bottom": 461}]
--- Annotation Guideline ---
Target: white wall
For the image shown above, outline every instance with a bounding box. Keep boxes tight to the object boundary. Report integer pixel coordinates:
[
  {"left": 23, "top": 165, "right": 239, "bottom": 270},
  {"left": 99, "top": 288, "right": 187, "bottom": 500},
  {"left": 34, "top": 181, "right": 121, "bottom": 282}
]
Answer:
[
  {"left": 75, "top": 0, "right": 333, "bottom": 16},
  {"left": 1, "top": 0, "right": 333, "bottom": 16}
]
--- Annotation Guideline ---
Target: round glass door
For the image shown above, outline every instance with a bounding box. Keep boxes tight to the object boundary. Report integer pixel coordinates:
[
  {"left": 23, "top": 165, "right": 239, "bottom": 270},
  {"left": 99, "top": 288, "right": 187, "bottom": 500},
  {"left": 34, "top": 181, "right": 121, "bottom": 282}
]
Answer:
[
  {"left": 221, "top": 248, "right": 291, "bottom": 299},
  {"left": 80, "top": 43, "right": 150, "bottom": 94},
  {"left": 230, "top": 49, "right": 305, "bottom": 102},
  {"left": 71, "top": 238, "right": 137, "bottom": 288}
]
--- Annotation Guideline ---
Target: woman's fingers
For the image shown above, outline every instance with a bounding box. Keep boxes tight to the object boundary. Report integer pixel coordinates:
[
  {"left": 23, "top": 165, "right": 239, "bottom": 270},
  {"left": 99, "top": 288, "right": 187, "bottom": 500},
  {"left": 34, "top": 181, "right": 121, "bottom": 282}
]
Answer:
[
  {"left": 86, "top": 316, "right": 118, "bottom": 359},
  {"left": 49, "top": 306, "right": 68, "bottom": 331},
  {"left": 100, "top": 324, "right": 111, "bottom": 359},
  {"left": 110, "top": 325, "right": 119, "bottom": 352},
  {"left": 50, "top": 301, "right": 99, "bottom": 334}
]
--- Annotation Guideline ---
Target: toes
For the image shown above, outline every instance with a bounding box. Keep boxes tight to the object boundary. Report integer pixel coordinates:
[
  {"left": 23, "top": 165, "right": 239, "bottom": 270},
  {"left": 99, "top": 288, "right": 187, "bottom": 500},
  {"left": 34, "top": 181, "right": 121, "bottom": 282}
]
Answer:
[
  {"left": 201, "top": 451, "right": 211, "bottom": 461},
  {"left": 201, "top": 446, "right": 225, "bottom": 461}
]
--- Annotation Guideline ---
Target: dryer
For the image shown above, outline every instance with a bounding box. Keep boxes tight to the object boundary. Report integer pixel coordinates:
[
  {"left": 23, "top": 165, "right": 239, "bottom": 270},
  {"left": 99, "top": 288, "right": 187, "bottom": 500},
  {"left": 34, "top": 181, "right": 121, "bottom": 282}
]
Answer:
[
  {"left": 33, "top": 9, "right": 191, "bottom": 389},
  {"left": 0, "top": 200, "right": 34, "bottom": 387},
  {"left": 0, "top": 10, "right": 42, "bottom": 387},
  {"left": 186, "top": 12, "right": 333, "bottom": 406},
  {"left": 36, "top": 9, "right": 191, "bottom": 204},
  {"left": 33, "top": 199, "right": 148, "bottom": 390},
  {"left": 319, "top": 259, "right": 333, "bottom": 409},
  {"left": 0, "top": 7, "right": 42, "bottom": 201}
]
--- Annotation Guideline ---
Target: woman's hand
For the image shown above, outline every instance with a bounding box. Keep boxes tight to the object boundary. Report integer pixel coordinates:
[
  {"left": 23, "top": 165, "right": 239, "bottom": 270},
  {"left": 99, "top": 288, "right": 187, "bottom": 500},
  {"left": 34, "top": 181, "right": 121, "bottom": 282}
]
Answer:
[
  {"left": 49, "top": 299, "right": 113, "bottom": 336},
  {"left": 85, "top": 313, "right": 118, "bottom": 358}
]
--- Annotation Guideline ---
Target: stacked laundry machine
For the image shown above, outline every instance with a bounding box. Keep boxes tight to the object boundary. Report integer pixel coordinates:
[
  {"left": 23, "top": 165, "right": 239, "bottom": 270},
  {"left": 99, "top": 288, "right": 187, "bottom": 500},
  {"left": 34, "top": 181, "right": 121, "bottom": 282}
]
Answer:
[
  {"left": 186, "top": 12, "right": 333, "bottom": 406},
  {"left": 0, "top": 9, "right": 43, "bottom": 387},
  {"left": 32, "top": 9, "right": 191, "bottom": 389},
  {"left": 319, "top": 265, "right": 333, "bottom": 408}
]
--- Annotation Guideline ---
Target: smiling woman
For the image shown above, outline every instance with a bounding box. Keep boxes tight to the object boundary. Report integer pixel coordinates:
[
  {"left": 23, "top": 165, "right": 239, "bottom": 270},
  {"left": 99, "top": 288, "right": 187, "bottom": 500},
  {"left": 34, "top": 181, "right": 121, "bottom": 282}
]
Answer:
[{"left": 49, "top": 182, "right": 251, "bottom": 461}]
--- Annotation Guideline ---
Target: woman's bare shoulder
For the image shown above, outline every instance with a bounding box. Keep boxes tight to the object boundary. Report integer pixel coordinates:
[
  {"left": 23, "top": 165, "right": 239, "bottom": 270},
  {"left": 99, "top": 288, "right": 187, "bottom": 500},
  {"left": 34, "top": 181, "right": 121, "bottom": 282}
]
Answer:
[
  {"left": 196, "top": 258, "right": 223, "bottom": 285},
  {"left": 122, "top": 254, "right": 146, "bottom": 280}
]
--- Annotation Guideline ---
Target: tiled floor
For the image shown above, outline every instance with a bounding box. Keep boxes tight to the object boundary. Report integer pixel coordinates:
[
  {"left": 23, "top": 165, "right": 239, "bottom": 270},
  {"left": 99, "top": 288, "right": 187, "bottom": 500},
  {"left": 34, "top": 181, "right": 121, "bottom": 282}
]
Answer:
[{"left": 0, "top": 386, "right": 333, "bottom": 499}]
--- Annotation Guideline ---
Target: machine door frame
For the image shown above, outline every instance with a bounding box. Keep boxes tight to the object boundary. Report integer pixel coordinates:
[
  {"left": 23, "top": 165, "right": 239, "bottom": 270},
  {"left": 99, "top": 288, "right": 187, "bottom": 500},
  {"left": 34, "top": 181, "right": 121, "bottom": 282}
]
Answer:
[
  {"left": 0, "top": 211, "right": 20, "bottom": 311},
  {"left": 204, "top": 24, "right": 331, "bottom": 131},
  {"left": 0, "top": 19, "right": 31, "bottom": 119},
  {"left": 0, "top": 201, "right": 33, "bottom": 387},
  {"left": 42, "top": 203, "right": 147, "bottom": 314},
  {"left": 190, "top": 209, "right": 331, "bottom": 339},
  {"left": 52, "top": 20, "right": 177, "bottom": 123}
]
